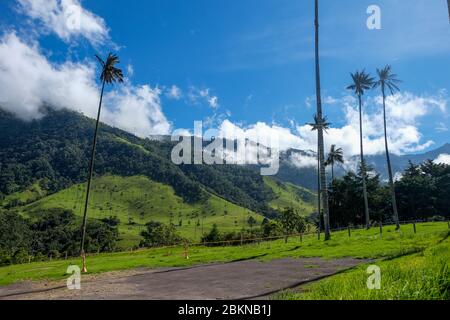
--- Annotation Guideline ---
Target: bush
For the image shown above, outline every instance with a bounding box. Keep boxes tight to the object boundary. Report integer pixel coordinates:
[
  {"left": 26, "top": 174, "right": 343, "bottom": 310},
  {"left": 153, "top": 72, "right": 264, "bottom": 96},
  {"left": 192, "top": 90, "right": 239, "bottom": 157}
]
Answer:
[
  {"left": 140, "top": 221, "right": 182, "bottom": 248},
  {"left": 0, "top": 208, "right": 120, "bottom": 266}
]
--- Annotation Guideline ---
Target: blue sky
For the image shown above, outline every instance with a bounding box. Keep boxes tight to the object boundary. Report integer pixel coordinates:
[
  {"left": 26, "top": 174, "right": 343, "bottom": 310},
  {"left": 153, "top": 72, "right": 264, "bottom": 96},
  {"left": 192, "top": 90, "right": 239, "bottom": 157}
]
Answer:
[{"left": 0, "top": 0, "right": 449, "bottom": 158}]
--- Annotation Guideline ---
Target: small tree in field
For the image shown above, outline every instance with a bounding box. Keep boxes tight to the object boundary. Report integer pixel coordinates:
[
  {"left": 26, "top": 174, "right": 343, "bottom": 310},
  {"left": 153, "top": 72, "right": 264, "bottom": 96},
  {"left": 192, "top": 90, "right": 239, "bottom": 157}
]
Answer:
[
  {"left": 279, "top": 207, "right": 304, "bottom": 243},
  {"left": 247, "top": 216, "right": 257, "bottom": 230}
]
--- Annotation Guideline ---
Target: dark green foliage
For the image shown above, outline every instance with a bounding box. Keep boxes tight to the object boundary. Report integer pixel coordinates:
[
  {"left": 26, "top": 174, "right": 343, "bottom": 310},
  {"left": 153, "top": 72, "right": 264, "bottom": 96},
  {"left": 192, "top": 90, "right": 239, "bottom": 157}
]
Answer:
[
  {"left": 329, "top": 161, "right": 450, "bottom": 227},
  {"left": 140, "top": 221, "right": 182, "bottom": 247},
  {"left": 247, "top": 216, "right": 257, "bottom": 228},
  {"left": 396, "top": 161, "right": 450, "bottom": 220},
  {"left": 0, "top": 208, "right": 119, "bottom": 266},
  {"left": 278, "top": 207, "right": 306, "bottom": 242},
  {"left": 0, "top": 109, "right": 281, "bottom": 217},
  {"left": 0, "top": 211, "right": 31, "bottom": 265},
  {"left": 201, "top": 224, "right": 221, "bottom": 244},
  {"left": 261, "top": 218, "right": 283, "bottom": 238}
]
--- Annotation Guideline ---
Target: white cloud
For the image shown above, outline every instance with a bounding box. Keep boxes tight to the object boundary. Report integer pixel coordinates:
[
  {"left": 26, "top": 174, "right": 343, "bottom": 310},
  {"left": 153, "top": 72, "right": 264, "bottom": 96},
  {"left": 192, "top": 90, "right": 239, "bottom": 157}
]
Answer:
[
  {"left": 208, "top": 96, "right": 219, "bottom": 109},
  {"left": 436, "top": 122, "right": 448, "bottom": 133},
  {"left": 207, "top": 90, "right": 447, "bottom": 171},
  {"left": 126, "top": 64, "right": 134, "bottom": 77},
  {"left": 218, "top": 120, "right": 304, "bottom": 152},
  {"left": 188, "top": 86, "right": 219, "bottom": 109},
  {"left": 0, "top": 32, "right": 170, "bottom": 136},
  {"left": 103, "top": 85, "right": 170, "bottom": 137},
  {"left": 434, "top": 154, "right": 450, "bottom": 165},
  {"left": 166, "top": 85, "right": 182, "bottom": 100},
  {"left": 296, "top": 91, "right": 447, "bottom": 157},
  {"left": 18, "top": 0, "right": 109, "bottom": 45},
  {"left": 289, "top": 153, "right": 317, "bottom": 168}
]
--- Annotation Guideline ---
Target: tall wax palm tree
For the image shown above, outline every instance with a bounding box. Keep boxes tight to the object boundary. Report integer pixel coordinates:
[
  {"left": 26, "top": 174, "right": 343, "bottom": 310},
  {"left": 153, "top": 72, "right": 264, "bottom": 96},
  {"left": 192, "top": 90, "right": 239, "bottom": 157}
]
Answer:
[
  {"left": 313, "top": 0, "right": 331, "bottom": 240},
  {"left": 373, "top": 65, "right": 401, "bottom": 230},
  {"left": 308, "top": 115, "right": 331, "bottom": 238},
  {"left": 80, "top": 53, "right": 124, "bottom": 272},
  {"left": 347, "top": 70, "right": 374, "bottom": 229},
  {"left": 325, "top": 145, "right": 344, "bottom": 181}
]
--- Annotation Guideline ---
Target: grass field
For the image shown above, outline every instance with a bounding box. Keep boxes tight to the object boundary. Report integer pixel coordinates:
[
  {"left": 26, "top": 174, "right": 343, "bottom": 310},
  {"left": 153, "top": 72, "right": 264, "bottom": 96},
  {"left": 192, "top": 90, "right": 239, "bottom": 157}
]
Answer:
[
  {"left": 0, "top": 222, "right": 448, "bottom": 289},
  {"left": 18, "top": 175, "right": 267, "bottom": 247},
  {"left": 264, "top": 177, "right": 316, "bottom": 215},
  {"left": 7, "top": 175, "right": 315, "bottom": 248},
  {"left": 274, "top": 236, "right": 450, "bottom": 300}
]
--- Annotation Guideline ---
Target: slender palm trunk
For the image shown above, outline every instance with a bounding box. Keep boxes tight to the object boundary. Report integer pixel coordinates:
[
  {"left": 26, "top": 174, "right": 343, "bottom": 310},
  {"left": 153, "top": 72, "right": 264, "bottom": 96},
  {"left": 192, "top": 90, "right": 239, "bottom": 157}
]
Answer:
[
  {"left": 314, "top": 0, "right": 330, "bottom": 240},
  {"left": 358, "top": 94, "right": 370, "bottom": 229},
  {"left": 317, "top": 141, "right": 321, "bottom": 239},
  {"left": 331, "top": 163, "right": 334, "bottom": 181},
  {"left": 382, "top": 86, "right": 400, "bottom": 230},
  {"left": 80, "top": 79, "right": 106, "bottom": 267}
]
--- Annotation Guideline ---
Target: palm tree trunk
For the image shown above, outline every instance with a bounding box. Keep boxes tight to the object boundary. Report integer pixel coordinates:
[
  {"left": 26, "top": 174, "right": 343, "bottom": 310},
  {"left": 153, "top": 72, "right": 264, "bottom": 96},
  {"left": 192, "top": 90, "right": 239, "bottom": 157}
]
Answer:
[
  {"left": 314, "top": 0, "right": 331, "bottom": 240},
  {"left": 317, "top": 141, "right": 321, "bottom": 239},
  {"left": 80, "top": 78, "right": 106, "bottom": 269},
  {"left": 331, "top": 163, "right": 334, "bottom": 181},
  {"left": 382, "top": 86, "right": 400, "bottom": 230},
  {"left": 358, "top": 94, "right": 370, "bottom": 229}
]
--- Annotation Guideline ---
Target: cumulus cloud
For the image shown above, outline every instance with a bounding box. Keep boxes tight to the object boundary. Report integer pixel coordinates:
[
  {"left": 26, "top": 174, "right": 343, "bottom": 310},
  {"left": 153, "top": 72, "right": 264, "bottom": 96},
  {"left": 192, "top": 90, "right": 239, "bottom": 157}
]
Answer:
[
  {"left": 289, "top": 153, "right": 317, "bottom": 168},
  {"left": 18, "top": 0, "right": 109, "bottom": 45},
  {"left": 218, "top": 120, "right": 303, "bottom": 152},
  {"left": 0, "top": 32, "right": 170, "bottom": 136},
  {"left": 434, "top": 154, "right": 450, "bottom": 165},
  {"left": 103, "top": 85, "right": 170, "bottom": 137},
  {"left": 188, "top": 87, "right": 219, "bottom": 109},
  {"left": 207, "top": 90, "right": 447, "bottom": 169},
  {"left": 166, "top": 85, "right": 182, "bottom": 100},
  {"left": 296, "top": 91, "right": 447, "bottom": 157}
]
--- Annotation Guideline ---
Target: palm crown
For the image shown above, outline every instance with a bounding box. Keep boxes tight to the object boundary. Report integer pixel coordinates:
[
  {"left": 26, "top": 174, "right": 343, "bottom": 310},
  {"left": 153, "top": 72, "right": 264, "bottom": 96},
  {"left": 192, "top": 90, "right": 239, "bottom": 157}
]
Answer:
[
  {"left": 95, "top": 53, "right": 124, "bottom": 84},
  {"left": 308, "top": 114, "right": 331, "bottom": 133},
  {"left": 347, "top": 70, "right": 374, "bottom": 96},
  {"left": 373, "top": 65, "right": 401, "bottom": 95},
  {"left": 325, "top": 145, "right": 344, "bottom": 166}
]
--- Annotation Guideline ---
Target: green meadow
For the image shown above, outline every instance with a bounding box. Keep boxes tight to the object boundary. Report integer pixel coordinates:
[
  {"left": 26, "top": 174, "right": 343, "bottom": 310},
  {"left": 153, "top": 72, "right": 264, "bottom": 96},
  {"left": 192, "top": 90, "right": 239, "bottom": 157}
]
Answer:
[
  {"left": 7, "top": 175, "right": 314, "bottom": 248},
  {"left": 0, "top": 222, "right": 447, "bottom": 290}
]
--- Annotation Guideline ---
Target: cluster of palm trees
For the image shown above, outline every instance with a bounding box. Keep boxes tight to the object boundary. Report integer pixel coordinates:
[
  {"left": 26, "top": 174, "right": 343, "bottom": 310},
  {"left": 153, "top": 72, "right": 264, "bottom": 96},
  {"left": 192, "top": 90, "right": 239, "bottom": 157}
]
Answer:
[
  {"left": 78, "top": 1, "right": 405, "bottom": 272},
  {"left": 313, "top": 0, "right": 401, "bottom": 240}
]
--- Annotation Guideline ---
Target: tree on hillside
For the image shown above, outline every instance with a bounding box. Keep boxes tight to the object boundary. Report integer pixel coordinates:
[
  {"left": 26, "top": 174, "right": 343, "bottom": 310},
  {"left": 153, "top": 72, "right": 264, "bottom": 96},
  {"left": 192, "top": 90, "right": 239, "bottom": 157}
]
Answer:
[
  {"left": 373, "top": 65, "right": 402, "bottom": 230},
  {"left": 80, "top": 53, "right": 124, "bottom": 272},
  {"left": 247, "top": 216, "right": 257, "bottom": 230},
  {"left": 347, "top": 70, "right": 374, "bottom": 229},
  {"left": 325, "top": 145, "right": 344, "bottom": 181},
  {"left": 313, "top": 0, "right": 331, "bottom": 241}
]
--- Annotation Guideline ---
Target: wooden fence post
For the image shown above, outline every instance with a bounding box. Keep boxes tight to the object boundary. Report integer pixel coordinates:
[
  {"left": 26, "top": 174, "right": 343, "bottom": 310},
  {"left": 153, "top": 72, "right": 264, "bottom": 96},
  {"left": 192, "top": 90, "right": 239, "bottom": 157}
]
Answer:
[
  {"left": 379, "top": 221, "right": 383, "bottom": 238},
  {"left": 413, "top": 221, "right": 417, "bottom": 234},
  {"left": 348, "top": 226, "right": 351, "bottom": 238},
  {"left": 184, "top": 242, "right": 189, "bottom": 260}
]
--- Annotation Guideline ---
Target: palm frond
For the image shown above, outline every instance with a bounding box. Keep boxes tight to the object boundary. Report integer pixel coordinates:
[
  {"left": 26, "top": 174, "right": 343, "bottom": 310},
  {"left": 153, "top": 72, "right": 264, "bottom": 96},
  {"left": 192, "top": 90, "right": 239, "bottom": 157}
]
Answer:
[
  {"left": 96, "top": 52, "right": 124, "bottom": 84},
  {"left": 307, "top": 114, "right": 331, "bottom": 133},
  {"left": 347, "top": 70, "right": 374, "bottom": 96},
  {"left": 373, "top": 65, "right": 401, "bottom": 95}
]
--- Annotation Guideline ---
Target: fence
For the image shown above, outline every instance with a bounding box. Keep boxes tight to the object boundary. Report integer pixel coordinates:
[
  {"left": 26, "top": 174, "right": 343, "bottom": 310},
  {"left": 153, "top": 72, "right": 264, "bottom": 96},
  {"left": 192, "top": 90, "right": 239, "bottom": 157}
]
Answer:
[{"left": 24, "top": 219, "right": 450, "bottom": 263}]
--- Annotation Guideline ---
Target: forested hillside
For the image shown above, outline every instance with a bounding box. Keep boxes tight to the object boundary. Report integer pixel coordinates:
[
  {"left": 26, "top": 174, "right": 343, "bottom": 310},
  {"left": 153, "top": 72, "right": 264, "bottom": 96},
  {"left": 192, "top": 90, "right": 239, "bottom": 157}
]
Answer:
[{"left": 0, "top": 109, "right": 315, "bottom": 218}]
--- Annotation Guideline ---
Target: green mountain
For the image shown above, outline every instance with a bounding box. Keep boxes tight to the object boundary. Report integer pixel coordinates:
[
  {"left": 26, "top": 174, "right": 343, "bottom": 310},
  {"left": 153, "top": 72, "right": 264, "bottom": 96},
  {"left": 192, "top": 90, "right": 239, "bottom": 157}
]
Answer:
[{"left": 0, "top": 109, "right": 316, "bottom": 247}]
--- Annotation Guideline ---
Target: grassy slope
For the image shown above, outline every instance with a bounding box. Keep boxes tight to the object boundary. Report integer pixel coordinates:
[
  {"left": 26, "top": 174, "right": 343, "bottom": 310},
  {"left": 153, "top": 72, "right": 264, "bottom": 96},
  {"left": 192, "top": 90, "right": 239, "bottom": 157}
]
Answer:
[
  {"left": 0, "top": 222, "right": 447, "bottom": 287},
  {"left": 264, "top": 177, "right": 316, "bottom": 215},
  {"left": 19, "top": 175, "right": 264, "bottom": 247},
  {"left": 0, "top": 182, "right": 47, "bottom": 208},
  {"left": 275, "top": 236, "right": 450, "bottom": 300}
]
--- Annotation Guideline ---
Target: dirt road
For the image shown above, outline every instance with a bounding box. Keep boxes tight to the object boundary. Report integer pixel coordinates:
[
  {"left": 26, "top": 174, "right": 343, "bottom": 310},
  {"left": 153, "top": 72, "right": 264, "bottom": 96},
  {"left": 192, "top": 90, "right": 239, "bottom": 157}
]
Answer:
[{"left": 0, "top": 257, "right": 365, "bottom": 300}]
